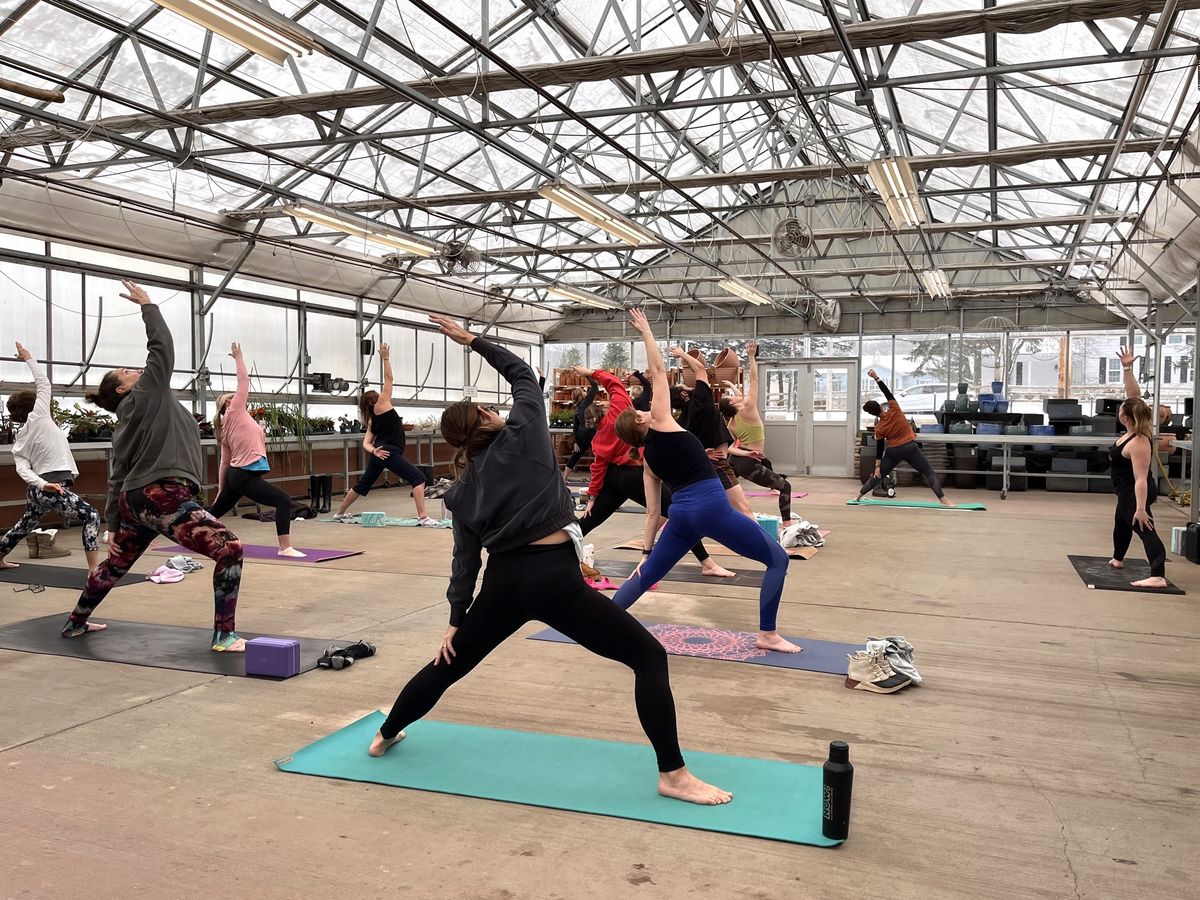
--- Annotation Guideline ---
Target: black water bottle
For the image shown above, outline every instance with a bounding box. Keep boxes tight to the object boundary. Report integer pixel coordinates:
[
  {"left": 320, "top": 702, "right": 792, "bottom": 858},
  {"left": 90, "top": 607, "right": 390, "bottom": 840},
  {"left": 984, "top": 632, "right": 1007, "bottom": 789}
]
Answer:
[{"left": 822, "top": 740, "right": 853, "bottom": 840}]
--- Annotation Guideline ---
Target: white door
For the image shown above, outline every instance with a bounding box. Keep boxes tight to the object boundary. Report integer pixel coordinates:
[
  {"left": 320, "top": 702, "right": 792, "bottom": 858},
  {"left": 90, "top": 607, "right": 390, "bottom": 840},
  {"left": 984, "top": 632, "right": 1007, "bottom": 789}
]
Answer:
[{"left": 760, "top": 360, "right": 858, "bottom": 477}]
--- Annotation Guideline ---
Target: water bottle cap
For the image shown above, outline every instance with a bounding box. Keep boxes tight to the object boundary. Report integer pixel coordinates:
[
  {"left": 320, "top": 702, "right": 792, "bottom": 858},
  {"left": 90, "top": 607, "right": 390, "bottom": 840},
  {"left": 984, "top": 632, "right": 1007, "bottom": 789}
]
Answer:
[{"left": 829, "top": 740, "right": 849, "bottom": 762}]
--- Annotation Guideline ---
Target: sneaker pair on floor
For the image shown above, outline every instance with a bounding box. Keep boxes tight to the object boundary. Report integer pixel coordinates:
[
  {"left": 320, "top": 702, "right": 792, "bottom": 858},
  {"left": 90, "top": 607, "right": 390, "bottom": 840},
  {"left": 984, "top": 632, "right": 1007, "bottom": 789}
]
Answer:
[{"left": 845, "top": 648, "right": 914, "bottom": 694}]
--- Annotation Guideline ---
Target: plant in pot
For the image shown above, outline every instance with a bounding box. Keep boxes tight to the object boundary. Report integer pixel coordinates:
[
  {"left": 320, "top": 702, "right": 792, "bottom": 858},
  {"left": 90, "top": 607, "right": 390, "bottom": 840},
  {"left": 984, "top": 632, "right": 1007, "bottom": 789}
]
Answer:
[
  {"left": 309, "top": 416, "right": 335, "bottom": 434},
  {"left": 550, "top": 410, "right": 575, "bottom": 428}
]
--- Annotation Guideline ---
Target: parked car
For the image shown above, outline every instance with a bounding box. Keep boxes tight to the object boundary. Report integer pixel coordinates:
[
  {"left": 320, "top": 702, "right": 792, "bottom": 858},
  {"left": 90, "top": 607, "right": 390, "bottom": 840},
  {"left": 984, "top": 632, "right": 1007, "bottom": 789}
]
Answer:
[{"left": 890, "top": 383, "right": 964, "bottom": 412}]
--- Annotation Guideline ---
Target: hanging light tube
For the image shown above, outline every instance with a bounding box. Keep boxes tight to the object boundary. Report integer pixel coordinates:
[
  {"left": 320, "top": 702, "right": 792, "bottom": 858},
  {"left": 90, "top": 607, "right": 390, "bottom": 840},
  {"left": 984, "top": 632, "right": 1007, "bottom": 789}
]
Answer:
[
  {"left": 919, "top": 268, "right": 953, "bottom": 299},
  {"left": 283, "top": 200, "right": 438, "bottom": 257},
  {"left": 155, "top": 0, "right": 321, "bottom": 66},
  {"left": 538, "top": 181, "right": 659, "bottom": 247},
  {"left": 866, "top": 156, "right": 925, "bottom": 229},
  {"left": 717, "top": 277, "right": 773, "bottom": 306},
  {"left": 546, "top": 284, "right": 622, "bottom": 309}
]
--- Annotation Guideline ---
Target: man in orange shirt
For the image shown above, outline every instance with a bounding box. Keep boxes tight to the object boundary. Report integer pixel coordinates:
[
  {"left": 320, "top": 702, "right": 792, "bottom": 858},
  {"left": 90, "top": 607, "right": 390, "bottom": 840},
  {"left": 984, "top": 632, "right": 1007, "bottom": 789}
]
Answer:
[{"left": 854, "top": 369, "right": 952, "bottom": 506}]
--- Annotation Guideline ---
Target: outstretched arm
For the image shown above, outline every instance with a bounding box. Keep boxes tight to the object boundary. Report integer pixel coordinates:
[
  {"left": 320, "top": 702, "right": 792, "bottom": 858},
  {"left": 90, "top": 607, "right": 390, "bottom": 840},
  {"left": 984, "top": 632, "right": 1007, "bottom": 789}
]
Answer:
[
  {"left": 430, "top": 315, "right": 544, "bottom": 428},
  {"left": 377, "top": 343, "right": 394, "bottom": 411},
  {"left": 868, "top": 368, "right": 895, "bottom": 403},
  {"left": 1117, "top": 346, "right": 1140, "bottom": 400},
  {"left": 672, "top": 344, "right": 708, "bottom": 386},
  {"left": 230, "top": 343, "right": 249, "bottom": 411},
  {"left": 631, "top": 310, "right": 676, "bottom": 428},
  {"left": 121, "top": 280, "right": 173, "bottom": 390},
  {"left": 742, "top": 341, "right": 762, "bottom": 419}
]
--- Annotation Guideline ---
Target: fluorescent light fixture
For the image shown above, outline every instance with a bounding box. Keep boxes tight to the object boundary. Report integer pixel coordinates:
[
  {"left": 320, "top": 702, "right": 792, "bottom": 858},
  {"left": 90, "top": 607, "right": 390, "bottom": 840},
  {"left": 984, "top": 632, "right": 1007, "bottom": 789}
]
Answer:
[
  {"left": 866, "top": 156, "right": 925, "bottom": 229},
  {"left": 156, "top": 0, "right": 321, "bottom": 66},
  {"left": 919, "top": 268, "right": 953, "bottom": 299},
  {"left": 283, "top": 200, "right": 438, "bottom": 258},
  {"left": 538, "top": 181, "right": 659, "bottom": 247},
  {"left": 717, "top": 277, "right": 772, "bottom": 306},
  {"left": 546, "top": 284, "right": 622, "bottom": 309}
]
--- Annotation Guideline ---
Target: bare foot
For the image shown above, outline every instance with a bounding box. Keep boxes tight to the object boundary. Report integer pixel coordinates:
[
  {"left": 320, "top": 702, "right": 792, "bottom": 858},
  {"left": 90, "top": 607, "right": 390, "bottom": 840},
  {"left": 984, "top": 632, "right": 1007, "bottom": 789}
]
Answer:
[
  {"left": 658, "top": 767, "right": 732, "bottom": 805},
  {"left": 0, "top": 560, "right": 19, "bottom": 569},
  {"left": 701, "top": 561, "right": 736, "bottom": 578},
  {"left": 277, "top": 547, "right": 307, "bottom": 558},
  {"left": 62, "top": 621, "right": 108, "bottom": 638},
  {"left": 757, "top": 631, "right": 802, "bottom": 653},
  {"left": 1108, "top": 558, "right": 1125, "bottom": 570},
  {"left": 369, "top": 730, "right": 405, "bottom": 757},
  {"left": 1131, "top": 576, "right": 1169, "bottom": 589},
  {"left": 939, "top": 497, "right": 954, "bottom": 507}
]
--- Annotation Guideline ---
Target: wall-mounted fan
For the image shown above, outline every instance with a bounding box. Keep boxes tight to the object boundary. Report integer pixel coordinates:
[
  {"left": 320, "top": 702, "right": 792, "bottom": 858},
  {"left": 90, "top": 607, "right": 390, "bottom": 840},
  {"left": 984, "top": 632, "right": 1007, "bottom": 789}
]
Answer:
[{"left": 772, "top": 217, "right": 813, "bottom": 257}]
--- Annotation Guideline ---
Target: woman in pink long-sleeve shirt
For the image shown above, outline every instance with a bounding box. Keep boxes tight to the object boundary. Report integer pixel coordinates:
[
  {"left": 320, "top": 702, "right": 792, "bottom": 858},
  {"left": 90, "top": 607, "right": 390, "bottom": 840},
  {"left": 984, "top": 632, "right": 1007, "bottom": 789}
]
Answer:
[{"left": 208, "top": 342, "right": 306, "bottom": 557}]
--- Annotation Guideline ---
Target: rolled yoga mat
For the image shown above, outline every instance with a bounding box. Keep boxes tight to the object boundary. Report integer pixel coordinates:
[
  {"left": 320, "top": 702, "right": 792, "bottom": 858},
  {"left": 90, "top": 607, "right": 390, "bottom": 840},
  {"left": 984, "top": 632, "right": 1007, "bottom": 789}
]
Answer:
[
  {"left": 596, "top": 559, "right": 764, "bottom": 588},
  {"left": 529, "top": 623, "right": 859, "bottom": 675},
  {"left": 0, "top": 614, "right": 337, "bottom": 677},
  {"left": 0, "top": 564, "right": 143, "bottom": 591},
  {"left": 1067, "top": 555, "right": 1185, "bottom": 595},
  {"left": 275, "top": 712, "right": 842, "bottom": 847},
  {"left": 847, "top": 499, "right": 987, "bottom": 510},
  {"left": 153, "top": 544, "right": 363, "bottom": 563}
]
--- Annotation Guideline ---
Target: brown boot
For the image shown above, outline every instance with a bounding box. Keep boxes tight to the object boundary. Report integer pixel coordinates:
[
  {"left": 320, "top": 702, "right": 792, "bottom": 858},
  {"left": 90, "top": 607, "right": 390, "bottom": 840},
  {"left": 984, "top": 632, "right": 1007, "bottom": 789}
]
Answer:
[
  {"left": 35, "top": 531, "right": 72, "bottom": 559},
  {"left": 845, "top": 649, "right": 911, "bottom": 694},
  {"left": 25, "top": 532, "right": 41, "bottom": 559}
]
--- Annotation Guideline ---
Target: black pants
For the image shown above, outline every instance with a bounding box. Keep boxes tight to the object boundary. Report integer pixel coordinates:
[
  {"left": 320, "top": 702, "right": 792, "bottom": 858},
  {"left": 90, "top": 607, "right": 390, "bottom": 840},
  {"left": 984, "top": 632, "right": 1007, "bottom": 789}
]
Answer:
[
  {"left": 1113, "top": 486, "right": 1166, "bottom": 576},
  {"left": 209, "top": 468, "right": 293, "bottom": 536},
  {"left": 730, "top": 455, "right": 792, "bottom": 519},
  {"left": 380, "top": 543, "right": 685, "bottom": 772},
  {"left": 577, "top": 464, "right": 709, "bottom": 562},
  {"left": 564, "top": 428, "right": 596, "bottom": 472},
  {"left": 859, "top": 442, "right": 944, "bottom": 500}
]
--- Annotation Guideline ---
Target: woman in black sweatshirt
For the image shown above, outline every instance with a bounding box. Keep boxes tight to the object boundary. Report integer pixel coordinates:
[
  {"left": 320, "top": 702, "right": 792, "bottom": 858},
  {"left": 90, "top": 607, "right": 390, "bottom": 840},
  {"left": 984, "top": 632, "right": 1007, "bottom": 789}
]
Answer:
[
  {"left": 369, "top": 314, "right": 731, "bottom": 807},
  {"left": 64, "top": 280, "right": 246, "bottom": 652}
]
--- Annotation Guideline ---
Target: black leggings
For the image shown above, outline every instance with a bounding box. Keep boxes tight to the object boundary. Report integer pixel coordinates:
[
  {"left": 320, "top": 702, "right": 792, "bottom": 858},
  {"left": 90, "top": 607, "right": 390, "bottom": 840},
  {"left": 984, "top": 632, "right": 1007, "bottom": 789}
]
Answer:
[
  {"left": 564, "top": 428, "right": 596, "bottom": 472},
  {"left": 730, "top": 455, "right": 792, "bottom": 519},
  {"left": 353, "top": 444, "right": 427, "bottom": 495},
  {"left": 209, "top": 468, "right": 293, "bottom": 536},
  {"left": 1113, "top": 487, "right": 1166, "bottom": 577},
  {"left": 379, "top": 542, "right": 685, "bottom": 772},
  {"left": 577, "top": 463, "right": 709, "bottom": 562},
  {"left": 859, "top": 441, "right": 944, "bottom": 500}
]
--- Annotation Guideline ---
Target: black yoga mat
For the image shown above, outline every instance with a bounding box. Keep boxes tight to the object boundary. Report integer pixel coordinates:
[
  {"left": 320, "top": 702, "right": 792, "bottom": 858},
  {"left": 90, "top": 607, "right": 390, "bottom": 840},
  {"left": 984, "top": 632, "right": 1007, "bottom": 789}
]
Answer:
[
  {"left": 596, "top": 559, "right": 764, "bottom": 588},
  {"left": 1067, "top": 555, "right": 1185, "bottom": 595},
  {"left": 0, "top": 614, "right": 336, "bottom": 678},
  {"left": 0, "top": 564, "right": 144, "bottom": 591}
]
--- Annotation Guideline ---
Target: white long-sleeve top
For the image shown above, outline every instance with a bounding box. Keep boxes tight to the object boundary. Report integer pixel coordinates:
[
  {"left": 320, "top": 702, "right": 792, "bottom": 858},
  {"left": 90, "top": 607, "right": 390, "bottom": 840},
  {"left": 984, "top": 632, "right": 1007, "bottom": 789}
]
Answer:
[{"left": 11, "top": 358, "right": 77, "bottom": 490}]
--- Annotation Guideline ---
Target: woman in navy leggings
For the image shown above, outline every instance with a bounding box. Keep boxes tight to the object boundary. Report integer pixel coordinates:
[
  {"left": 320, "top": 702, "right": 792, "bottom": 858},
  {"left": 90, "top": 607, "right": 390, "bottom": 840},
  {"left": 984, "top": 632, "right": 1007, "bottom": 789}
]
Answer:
[{"left": 613, "top": 310, "right": 799, "bottom": 653}]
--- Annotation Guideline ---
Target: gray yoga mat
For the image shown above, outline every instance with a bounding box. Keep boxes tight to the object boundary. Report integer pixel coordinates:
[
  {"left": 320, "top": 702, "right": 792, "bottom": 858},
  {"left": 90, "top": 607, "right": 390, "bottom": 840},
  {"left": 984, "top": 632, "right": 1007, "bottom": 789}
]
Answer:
[
  {"left": 0, "top": 614, "right": 336, "bottom": 677},
  {"left": 596, "top": 559, "right": 764, "bottom": 588},
  {"left": 529, "top": 623, "right": 859, "bottom": 675},
  {"left": 0, "top": 564, "right": 143, "bottom": 591},
  {"left": 1067, "top": 555, "right": 1185, "bottom": 595}
]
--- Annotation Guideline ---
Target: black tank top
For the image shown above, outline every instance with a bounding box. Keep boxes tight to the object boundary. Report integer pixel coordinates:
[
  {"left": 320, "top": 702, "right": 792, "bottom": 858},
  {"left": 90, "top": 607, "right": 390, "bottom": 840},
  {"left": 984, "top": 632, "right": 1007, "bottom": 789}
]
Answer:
[
  {"left": 370, "top": 407, "right": 405, "bottom": 448},
  {"left": 1109, "top": 435, "right": 1146, "bottom": 494},
  {"left": 643, "top": 429, "right": 718, "bottom": 492}
]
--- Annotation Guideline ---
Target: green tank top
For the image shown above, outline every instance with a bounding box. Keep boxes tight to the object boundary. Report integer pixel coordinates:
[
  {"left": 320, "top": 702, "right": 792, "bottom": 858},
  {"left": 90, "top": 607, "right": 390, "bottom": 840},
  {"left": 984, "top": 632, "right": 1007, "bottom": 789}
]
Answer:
[{"left": 731, "top": 413, "right": 765, "bottom": 445}]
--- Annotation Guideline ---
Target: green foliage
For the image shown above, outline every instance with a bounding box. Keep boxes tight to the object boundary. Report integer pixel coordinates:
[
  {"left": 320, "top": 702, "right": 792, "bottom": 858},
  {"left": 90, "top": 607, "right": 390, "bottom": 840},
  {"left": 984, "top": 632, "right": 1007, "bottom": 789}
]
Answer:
[
  {"left": 558, "top": 346, "right": 583, "bottom": 368},
  {"left": 600, "top": 342, "right": 630, "bottom": 370}
]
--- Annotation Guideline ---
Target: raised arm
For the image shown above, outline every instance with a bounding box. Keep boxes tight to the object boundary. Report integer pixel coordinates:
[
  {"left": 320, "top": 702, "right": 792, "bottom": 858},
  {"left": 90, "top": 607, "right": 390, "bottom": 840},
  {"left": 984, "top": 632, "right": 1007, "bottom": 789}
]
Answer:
[
  {"left": 742, "top": 341, "right": 761, "bottom": 419},
  {"left": 868, "top": 368, "right": 896, "bottom": 403},
  {"left": 632, "top": 310, "right": 677, "bottom": 428},
  {"left": 580, "top": 373, "right": 599, "bottom": 410},
  {"left": 673, "top": 344, "right": 709, "bottom": 386},
  {"left": 432, "top": 315, "right": 545, "bottom": 428},
  {"left": 120, "top": 280, "right": 173, "bottom": 390},
  {"left": 15, "top": 343, "right": 51, "bottom": 420},
  {"left": 1117, "top": 346, "right": 1140, "bottom": 400},
  {"left": 375, "top": 342, "right": 394, "bottom": 413},
  {"left": 230, "top": 342, "right": 249, "bottom": 411}
]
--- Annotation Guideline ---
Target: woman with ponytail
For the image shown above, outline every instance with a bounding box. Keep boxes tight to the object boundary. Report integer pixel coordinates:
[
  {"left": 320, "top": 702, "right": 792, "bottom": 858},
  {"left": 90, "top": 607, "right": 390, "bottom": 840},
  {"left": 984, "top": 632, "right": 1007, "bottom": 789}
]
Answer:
[
  {"left": 331, "top": 342, "right": 438, "bottom": 526},
  {"left": 1107, "top": 397, "right": 1168, "bottom": 588},
  {"left": 207, "top": 342, "right": 305, "bottom": 557},
  {"left": 369, "top": 314, "right": 731, "bottom": 807}
]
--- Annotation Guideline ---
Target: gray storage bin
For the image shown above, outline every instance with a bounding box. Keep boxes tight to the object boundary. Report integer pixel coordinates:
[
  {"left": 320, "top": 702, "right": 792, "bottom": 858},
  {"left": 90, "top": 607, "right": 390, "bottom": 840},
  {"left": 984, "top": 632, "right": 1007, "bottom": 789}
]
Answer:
[{"left": 1047, "top": 456, "right": 1088, "bottom": 492}]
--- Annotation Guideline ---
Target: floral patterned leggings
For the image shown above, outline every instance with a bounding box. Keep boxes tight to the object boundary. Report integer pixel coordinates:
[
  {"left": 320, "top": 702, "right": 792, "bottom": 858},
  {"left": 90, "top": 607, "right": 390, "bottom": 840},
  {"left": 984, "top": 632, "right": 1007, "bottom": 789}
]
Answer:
[
  {"left": 66, "top": 479, "right": 243, "bottom": 635},
  {"left": 0, "top": 482, "right": 101, "bottom": 556}
]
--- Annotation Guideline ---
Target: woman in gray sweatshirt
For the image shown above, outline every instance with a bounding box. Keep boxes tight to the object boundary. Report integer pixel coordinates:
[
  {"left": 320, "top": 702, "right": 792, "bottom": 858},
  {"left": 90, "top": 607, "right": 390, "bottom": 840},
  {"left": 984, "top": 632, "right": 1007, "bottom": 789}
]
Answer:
[{"left": 61, "top": 280, "right": 246, "bottom": 652}]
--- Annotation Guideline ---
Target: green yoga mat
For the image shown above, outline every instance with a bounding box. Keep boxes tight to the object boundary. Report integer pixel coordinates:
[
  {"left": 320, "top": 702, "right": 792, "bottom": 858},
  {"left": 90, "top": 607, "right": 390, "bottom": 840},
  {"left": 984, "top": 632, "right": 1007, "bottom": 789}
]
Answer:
[
  {"left": 276, "top": 712, "right": 840, "bottom": 846},
  {"left": 847, "top": 499, "right": 987, "bottom": 510}
]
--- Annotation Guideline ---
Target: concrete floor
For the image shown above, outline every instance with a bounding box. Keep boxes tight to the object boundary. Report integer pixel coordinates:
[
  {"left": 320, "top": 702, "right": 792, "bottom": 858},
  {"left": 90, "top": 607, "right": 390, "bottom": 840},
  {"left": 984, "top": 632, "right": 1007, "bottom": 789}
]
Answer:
[{"left": 1, "top": 479, "right": 1197, "bottom": 899}]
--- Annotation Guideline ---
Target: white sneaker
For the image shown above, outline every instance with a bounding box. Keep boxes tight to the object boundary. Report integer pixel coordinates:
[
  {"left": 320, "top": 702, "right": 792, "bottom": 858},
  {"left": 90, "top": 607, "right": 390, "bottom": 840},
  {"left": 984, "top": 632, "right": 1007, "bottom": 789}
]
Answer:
[{"left": 416, "top": 516, "right": 441, "bottom": 527}]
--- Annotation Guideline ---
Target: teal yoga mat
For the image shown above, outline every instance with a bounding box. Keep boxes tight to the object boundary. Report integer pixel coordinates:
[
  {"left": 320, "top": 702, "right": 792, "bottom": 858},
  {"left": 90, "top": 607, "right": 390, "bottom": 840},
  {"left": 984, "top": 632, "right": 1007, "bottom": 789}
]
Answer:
[
  {"left": 847, "top": 499, "right": 987, "bottom": 510},
  {"left": 276, "top": 713, "right": 840, "bottom": 847}
]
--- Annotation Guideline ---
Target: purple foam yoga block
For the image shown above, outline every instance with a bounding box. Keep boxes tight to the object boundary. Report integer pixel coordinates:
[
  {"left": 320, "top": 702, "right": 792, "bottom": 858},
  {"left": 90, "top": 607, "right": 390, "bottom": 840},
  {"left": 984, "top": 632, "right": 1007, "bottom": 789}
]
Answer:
[{"left": 245, "top": 637, "right": 301, "bottom": 678}]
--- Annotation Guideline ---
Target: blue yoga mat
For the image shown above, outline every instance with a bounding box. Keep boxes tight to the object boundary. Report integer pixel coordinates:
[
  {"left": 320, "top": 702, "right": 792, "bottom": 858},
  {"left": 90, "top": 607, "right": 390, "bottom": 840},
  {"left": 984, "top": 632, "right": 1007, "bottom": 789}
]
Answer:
[
  {"left": 529, "top": 623, "right": 858, "bottom": 675},
  {"left": 276, "top": 713, "right": 841, "bottom": 846}
]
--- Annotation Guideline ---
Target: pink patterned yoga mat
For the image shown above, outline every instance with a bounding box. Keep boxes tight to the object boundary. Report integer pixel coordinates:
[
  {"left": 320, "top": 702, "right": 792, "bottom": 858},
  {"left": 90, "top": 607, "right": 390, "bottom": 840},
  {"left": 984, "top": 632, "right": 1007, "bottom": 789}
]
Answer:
[{"left": 744, "top": 491, "right": 808, "bottom": 498}]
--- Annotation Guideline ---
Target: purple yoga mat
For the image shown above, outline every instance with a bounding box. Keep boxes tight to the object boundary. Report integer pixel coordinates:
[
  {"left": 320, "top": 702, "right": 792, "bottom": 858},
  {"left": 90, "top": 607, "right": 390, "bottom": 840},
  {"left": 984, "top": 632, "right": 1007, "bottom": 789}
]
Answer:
[
  {"left": 153, "top": 544, "right": 363, "bottom": 563},
  {"left": 529, "top": 622, "right": 859, "bottom": 675},
  {"left": 743, "top": 491, "right": 809, "bottom": 498}
]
